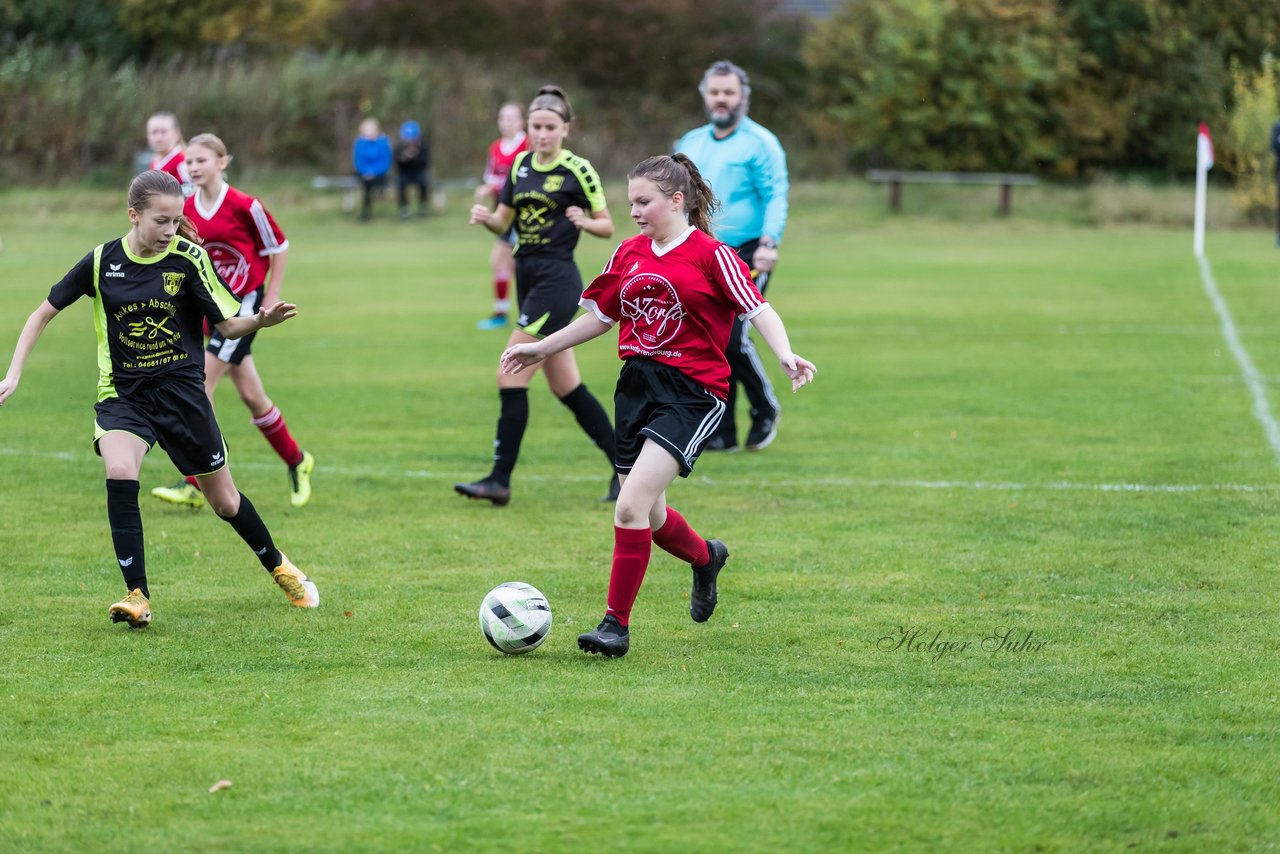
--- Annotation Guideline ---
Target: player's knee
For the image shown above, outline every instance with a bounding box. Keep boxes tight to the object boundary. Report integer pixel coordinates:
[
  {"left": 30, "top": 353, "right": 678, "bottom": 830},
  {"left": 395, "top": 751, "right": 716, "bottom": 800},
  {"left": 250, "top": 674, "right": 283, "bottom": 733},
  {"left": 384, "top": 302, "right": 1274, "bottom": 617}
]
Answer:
[
  {"left": 613, "top": 498, "right": 648, "bottom": 527},
  {"left": 104, "top": 462, "right": 138, "bottom": 480}
]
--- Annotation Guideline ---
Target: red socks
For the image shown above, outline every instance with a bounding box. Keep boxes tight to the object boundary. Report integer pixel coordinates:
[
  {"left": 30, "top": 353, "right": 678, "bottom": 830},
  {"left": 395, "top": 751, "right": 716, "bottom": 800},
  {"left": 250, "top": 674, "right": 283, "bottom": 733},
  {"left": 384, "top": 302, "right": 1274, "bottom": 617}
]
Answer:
[
  {"left": 252, "top": 406, "right": 304, "bottom": 467},
  {"left": 652, "top": 507, "right": 710, "bottom": 567},
  {"left": 495, "top": 276, "right": 510, "bottom": 304},
  {"left": 605, "top": 526, "right": 652, "bottom": 627}
]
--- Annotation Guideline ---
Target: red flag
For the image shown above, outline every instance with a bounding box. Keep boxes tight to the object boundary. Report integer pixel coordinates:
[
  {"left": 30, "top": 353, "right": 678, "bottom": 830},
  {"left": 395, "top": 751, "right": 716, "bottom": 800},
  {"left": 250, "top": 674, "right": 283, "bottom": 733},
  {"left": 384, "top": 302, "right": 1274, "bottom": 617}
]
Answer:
[{"left": 1197, "top": 123, "right": 1214, "bottom": 170}]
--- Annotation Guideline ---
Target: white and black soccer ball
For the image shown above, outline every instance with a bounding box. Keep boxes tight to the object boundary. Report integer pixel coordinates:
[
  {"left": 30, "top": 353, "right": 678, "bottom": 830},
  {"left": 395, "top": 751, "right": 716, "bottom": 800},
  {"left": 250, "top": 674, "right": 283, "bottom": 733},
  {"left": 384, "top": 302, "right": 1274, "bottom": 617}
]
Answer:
[{"left": 479, "top": 582, "right": 552, "bottom": 655}]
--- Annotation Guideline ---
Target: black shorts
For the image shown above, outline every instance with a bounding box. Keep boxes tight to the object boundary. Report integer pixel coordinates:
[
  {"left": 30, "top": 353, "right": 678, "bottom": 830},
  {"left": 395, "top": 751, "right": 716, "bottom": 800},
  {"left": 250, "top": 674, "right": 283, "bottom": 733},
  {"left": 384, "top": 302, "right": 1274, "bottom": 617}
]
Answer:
[
  {"left": 614, "top": 357, "right": 726, "bottom": 478},
  {"left": 93, "top": 376, "right": 228, "bottom": 477},
  {"left": 206, "top": 287, "right": 260, "bottom": 365},
  {"left": 514, "top": 255, "right": 582, "bottom": 338}
]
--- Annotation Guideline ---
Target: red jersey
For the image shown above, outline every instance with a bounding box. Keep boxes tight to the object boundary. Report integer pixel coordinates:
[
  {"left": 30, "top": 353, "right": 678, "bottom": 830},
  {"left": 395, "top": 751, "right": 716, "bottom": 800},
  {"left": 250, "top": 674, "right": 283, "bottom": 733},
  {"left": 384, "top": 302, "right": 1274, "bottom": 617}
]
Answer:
[
  {"left": 581, "top": 227, "right": 768, "bottom": 398},
  {"left": 482, "top": 133, "right": 528, "bottom": 194},
  {"left": 184, "top": 183, "right": 289, "bottom": 297},
  {"left": 150, "top": 147, "right": 193, "bottom": 195}
]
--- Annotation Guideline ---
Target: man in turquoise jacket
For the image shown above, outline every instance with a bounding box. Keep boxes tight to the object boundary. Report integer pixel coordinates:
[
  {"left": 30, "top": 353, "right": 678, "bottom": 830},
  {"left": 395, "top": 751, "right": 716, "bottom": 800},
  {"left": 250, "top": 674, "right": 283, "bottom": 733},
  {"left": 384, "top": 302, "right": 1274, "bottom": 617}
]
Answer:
[{"left": 676, "top": 59, "right": 789, "bottom": 452}]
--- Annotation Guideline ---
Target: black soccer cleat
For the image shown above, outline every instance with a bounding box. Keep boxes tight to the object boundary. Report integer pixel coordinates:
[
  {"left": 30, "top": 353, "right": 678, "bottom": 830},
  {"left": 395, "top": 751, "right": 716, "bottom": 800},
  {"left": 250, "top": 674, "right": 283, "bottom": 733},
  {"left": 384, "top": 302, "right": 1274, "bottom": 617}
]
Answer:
[
  {"left": 702, "top": 434, "right": 739, "bottom": 453},
  {"left": 690, "top": 539, "right": 729, "bottom": 623},
  {"left": 453, "top": 478, "right": 511, "bottom": 506},
  {"left": 745, "top": 412, "right": 780, "bottom": 452},
  {"left": 578, "top": 613, "right": 630, "bottom": 657},
  {"left": 600, "top": 473, "right": 621, "bottom": 503}
]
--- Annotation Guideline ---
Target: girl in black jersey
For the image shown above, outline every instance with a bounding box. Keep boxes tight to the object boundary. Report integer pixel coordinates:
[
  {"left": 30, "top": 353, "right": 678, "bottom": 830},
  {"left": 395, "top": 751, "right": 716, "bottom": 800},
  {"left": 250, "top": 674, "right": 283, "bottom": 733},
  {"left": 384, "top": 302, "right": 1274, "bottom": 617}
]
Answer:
[
  {"left": 0, "top": 170, "right": 319, "bottom": 628},
  {"left": 458, "top": 85, "right": 619, "bottom": 506}
]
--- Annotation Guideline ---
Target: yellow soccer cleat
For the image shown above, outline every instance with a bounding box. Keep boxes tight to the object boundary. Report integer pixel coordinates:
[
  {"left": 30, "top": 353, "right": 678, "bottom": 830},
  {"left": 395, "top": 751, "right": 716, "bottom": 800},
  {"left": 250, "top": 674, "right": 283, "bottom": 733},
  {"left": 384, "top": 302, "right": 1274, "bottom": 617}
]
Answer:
[
  {"left": 271, "top": 552, "right": 319, "bottom": 608},
  {"left": 109, "top": 588, "right": 152, "bottom": 628},
  {"left": 151, "top": 480, "right": 205, "bottom": 509},
  {"left": 289, "top": 451, "right": 315, "bottom": 508}
]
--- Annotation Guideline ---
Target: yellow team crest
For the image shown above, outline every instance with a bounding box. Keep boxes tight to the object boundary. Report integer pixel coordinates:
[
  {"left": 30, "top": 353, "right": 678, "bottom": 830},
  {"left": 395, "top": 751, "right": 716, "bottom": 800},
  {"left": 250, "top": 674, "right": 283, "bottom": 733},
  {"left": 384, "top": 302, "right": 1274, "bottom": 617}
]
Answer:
[
  {"left": 542, "top": 175, "right": 564, "bottom": 193},
  {"left": 161, "top": 272, "right": 185, "bottom": 295}
]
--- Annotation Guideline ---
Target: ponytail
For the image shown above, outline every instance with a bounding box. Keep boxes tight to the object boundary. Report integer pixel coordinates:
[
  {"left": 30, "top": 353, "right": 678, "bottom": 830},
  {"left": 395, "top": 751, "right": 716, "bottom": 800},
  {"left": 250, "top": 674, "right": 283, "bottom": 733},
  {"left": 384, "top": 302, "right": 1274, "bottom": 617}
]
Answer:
[{"left": 628, "top": 154, "right": 720, "bottom": 236}]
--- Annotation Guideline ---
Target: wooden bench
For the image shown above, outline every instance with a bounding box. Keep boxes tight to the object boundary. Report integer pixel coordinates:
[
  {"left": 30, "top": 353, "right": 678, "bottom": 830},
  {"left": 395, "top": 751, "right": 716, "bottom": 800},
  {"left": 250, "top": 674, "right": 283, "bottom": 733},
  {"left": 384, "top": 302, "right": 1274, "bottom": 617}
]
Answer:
[
  {"left": 311, "top": 175, "right": 478, "bottom": 213},
  {"left": 866, "top": 170, "right": 1037, "bottom": 215}
]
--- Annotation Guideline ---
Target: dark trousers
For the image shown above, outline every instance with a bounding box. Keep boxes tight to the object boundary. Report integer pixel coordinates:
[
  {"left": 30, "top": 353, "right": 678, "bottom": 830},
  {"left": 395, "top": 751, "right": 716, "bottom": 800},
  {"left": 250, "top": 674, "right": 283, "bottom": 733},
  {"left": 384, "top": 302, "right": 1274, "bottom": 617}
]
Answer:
[
  {"left": 712, "top": 239, "right": 780, "bottom": 443},
  {"left": 398, "top": 168, "right": 429, "bottom": 210},
  {"left": 359, "top": 175, "right": 386, "bottom": 219}
]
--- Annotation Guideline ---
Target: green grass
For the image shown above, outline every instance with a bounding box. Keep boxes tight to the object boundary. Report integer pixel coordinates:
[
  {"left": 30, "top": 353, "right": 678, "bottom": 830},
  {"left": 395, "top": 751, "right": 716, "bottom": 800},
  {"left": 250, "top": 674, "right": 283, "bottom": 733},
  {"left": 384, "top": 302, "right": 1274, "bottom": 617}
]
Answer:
[{"left": 0, "top": 181, "right": 1277, "bottom": 851}]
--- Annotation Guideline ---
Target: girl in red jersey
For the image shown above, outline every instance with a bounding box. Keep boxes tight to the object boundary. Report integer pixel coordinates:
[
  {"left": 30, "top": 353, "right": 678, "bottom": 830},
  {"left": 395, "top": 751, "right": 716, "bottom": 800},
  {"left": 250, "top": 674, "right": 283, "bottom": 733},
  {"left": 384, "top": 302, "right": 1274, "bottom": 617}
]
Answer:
[
  {"left": 473, "top": 102, "right": 528, "bottom": 330},
  {"left": 150, "top": 133, "right": 315, "bottom": 510},
  {"left": 501, "top": 154, "right": 816, "bottom": 657},
  {"left": 146, "top": 112, "right": 193, "bottom": 196}
]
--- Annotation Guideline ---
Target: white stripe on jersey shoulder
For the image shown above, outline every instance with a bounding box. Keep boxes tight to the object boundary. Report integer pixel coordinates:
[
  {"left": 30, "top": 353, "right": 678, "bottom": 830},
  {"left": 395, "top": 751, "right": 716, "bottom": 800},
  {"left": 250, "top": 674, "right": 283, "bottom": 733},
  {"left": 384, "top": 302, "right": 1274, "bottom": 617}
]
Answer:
[
  {"left": 579, "top": 297, "right": 616, "bottom": 325},
  {"left": 193, "top": 182, "right": 230, "bottom": 221},
  {"left": 714, "top": 244, "right": 763, "bottom": 311},
  {"left": 249, "top": 198, "right": 285, "bottom": 255},
  {"left": 651, "top": 225, "right": 696, "bottom": 257}
]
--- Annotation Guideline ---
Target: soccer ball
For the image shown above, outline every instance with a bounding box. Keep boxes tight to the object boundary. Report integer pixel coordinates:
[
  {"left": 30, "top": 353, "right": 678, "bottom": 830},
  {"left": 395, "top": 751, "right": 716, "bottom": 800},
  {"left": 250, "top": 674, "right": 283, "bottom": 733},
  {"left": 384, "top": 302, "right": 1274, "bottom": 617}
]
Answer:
[{"left": 479, "top": 582, "right": 552, "bottom": 655}]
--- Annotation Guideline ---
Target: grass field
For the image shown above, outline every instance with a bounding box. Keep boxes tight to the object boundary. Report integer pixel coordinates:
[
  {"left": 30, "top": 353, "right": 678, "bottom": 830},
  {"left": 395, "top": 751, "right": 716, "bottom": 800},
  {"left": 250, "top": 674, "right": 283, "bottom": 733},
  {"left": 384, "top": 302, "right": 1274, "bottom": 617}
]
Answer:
[{"left": 1, "top": 179, "right": 1277, "bottom": 851}]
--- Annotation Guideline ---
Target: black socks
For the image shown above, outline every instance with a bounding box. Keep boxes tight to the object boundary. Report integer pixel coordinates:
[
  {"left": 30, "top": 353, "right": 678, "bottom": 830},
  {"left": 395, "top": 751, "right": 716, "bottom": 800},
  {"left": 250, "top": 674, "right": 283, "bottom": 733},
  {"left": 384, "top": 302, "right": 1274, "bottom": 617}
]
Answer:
[
  {"left": 106, "top": 479, "right": 147, "bottom": 597},
  {"left": 218, "top": 492, "right": 281, "bottom": 571},
  {"left": 489, "top": 387, "right": 529, "bottom": 487},
  {"left": 558, "top": 383, "right": 616, "bottom": 465}
]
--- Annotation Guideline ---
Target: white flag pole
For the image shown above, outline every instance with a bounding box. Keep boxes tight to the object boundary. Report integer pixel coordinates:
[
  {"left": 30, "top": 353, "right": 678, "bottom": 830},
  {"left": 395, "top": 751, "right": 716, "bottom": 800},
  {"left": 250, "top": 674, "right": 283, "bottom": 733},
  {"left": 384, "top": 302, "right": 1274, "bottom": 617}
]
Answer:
[
  {"left": 1193, "top": 123, "right": 1212, "bottom": 257},
  {"left": 1193, "top": 159, "right": 1208, "bottom": 257}
]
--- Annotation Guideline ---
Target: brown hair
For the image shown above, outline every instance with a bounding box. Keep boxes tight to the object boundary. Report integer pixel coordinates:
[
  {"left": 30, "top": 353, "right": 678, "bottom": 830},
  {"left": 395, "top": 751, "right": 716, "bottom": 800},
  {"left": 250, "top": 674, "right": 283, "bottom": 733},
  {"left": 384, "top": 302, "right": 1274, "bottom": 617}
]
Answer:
[
  {"left": 628, "top": 154, "right": 720, "bottom": 236},
  {"left": 528, "top": 85, "right": 573, "bottom": 123},
  {"left": 128, "top": 170, "right": 201, "bottom": 244}
]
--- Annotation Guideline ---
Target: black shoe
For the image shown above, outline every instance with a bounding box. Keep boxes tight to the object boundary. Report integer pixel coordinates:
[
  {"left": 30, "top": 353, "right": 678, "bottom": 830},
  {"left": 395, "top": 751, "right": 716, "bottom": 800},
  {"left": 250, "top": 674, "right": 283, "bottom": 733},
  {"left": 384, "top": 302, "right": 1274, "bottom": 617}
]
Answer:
[
  {"left": 745, "top": 412, "right": 780, "bottom": 452},
  {"left": 702, "top": 435, "right": 739, "bottom": 453},
  {"left": 578, "top": 614, "right": 630, "bottom": 657},
  {"left": 601, "top": 473, "right": 621, "bottom": 502},
  {"left": 453, "top": 478, "right": 511, "bottom": 506},
  {"left": 690, "top": 539, "right": 729, "bottom": 623}
]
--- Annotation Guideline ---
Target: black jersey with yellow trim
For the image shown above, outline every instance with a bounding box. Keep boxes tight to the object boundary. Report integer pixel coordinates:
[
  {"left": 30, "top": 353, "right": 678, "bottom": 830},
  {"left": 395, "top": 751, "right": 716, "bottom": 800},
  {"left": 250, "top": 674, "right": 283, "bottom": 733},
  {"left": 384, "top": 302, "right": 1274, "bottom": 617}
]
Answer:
[
  {"left": 499, "top": 148, "right": 607, "bottom": 260},
  {"left": 47, "top": 236, "right": 241, "bottom": 401}
]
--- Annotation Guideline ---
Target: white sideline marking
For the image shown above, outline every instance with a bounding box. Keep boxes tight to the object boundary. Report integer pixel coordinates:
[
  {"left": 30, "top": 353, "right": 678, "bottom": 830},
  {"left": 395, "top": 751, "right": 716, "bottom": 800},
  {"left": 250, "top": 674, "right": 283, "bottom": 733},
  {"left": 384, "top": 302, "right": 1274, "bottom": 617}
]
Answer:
[
  {"left": 1, "top": 446, "right": 1275, "bottom": 493},
  {"left": 1197, "top": 253, "right": 1280, "bottom": 465}
]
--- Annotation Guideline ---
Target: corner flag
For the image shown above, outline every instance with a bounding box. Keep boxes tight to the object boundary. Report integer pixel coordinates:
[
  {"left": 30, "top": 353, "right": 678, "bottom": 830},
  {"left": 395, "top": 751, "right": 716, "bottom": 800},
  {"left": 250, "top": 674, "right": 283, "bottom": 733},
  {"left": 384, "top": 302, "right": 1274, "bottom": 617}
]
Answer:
[
  {"left": 1197, "top": 122, "right": 1214, "bottom": 171},
  {"left": 1194, "top": 123, "right": 1213, "bottom": 256}
]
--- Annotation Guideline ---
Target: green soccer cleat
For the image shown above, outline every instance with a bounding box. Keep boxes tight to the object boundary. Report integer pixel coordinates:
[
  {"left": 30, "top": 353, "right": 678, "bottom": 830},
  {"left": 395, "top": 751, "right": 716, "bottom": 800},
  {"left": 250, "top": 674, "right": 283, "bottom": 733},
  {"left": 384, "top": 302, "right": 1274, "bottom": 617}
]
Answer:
[
  {"left": 109, "top": 589, "right": 152, "bottom": 628},
  {"left": 271, "top": 553, "right": 319, "bottom": 608},
  {"left": 289, "top": 451, "right": 315, "bottom": 508},
  {"left": 151, "top": 480, "right": 205, "bottom": 509}
]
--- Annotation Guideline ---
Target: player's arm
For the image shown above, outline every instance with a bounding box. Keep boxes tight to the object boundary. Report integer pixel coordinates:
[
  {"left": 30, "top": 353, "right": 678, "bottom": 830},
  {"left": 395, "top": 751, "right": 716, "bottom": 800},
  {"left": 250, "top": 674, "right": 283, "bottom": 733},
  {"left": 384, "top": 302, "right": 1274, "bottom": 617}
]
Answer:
[
  {"left": 500, "top": 313, "right": 613, "bottom": 374},
  {"left": 214, "top": 301, "right": 297, "bottom": 340},
  {"left": 0, "top": 300, "right": 61, "bottom": 406},
  {"left": 566, "top": 206, "right": 614, "bottom": 239},
  {"left": 264, "top": 249, "right": 287, "bottom": 306},
  {"left": 748, "top": 306, "right": 815, "bottom": 392},
  {"left": 470, "top": 202, "right": 515, "bottom": 234}
]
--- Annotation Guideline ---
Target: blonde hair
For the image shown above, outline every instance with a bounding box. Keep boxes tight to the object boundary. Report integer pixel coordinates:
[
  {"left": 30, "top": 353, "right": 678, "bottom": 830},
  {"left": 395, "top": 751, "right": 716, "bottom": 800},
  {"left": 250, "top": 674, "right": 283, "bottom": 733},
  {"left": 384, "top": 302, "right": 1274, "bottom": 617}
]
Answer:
[
  {"left": 187, "top": 132, "right": 229, "bottom": 160},
  {"left": 628, "top": 154, "right": 719, "bottom": 236}
]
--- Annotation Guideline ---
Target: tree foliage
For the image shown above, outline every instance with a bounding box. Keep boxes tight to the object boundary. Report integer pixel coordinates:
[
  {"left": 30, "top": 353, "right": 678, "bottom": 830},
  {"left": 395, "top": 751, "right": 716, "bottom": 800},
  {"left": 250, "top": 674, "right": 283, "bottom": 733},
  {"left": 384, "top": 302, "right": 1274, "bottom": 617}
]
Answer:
[
  {"left": 805, "top": 0, "right": 1280, "bottom": 177},
  {"left": 805, "top": 0, "right": 1077, "bottom": 173}
]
